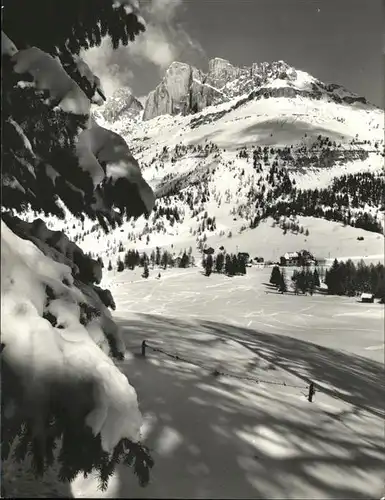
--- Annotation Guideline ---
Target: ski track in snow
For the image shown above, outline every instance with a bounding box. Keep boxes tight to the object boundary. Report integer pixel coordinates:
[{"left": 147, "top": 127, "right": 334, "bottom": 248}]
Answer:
[{"left": 69, "top": 266, "right": 384, "bottom": 500}]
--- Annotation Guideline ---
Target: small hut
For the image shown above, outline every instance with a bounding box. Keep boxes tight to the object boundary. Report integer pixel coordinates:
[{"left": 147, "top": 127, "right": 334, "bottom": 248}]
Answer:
[{"left": 361, "top": 293, "right": 374, "bottom": 303}]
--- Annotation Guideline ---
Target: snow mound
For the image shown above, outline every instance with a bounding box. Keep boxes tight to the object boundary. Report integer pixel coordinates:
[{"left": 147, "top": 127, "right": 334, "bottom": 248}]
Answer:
[
  {"left": 11, "top": 46, "right": 90, "bottom": 116},
  {"left": 1, "top": 220, "right": 142, "bottom": 453}
]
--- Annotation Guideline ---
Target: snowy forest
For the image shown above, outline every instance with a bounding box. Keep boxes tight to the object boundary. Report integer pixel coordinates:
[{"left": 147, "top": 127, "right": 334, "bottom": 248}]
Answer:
[
  {"left": 1, "top": 0, "right": 156, "bottom": 493},
  {"left": 269, "top": 261, "right": 385, "bottom": 300},
  {"left": 324, "top": 259, "right": 385, "bottom": 299}
]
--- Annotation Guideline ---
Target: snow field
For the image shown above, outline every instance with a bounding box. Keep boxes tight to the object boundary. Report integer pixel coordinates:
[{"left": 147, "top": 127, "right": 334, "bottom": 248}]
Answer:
[
  {"left": 105, "top": 266, "right": 384, "bottom": 362},
  {"left": 86, "top": 215, "right": 383, "bottom": 271},
  {"left": 73, "top": 265, "right": 384, "bottom": 498}
]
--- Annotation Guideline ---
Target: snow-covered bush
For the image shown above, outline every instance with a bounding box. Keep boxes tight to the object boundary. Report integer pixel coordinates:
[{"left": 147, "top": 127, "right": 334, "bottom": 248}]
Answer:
[{"left": 1, "top": 0, "right": 154, "bottom": 491}]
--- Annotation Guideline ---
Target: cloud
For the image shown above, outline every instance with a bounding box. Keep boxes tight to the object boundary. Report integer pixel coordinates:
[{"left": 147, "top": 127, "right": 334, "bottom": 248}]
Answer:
[
  {"left": 82, "top": 0, "right": 205, "bottom": 97},
  {"left": 136, "top": 0, "right": 206, "bottom": 68},
  {"left": 146, "top": 0, "right": 183, "bottom": 22},
  {"left": 128, "top": 24, "right": 177, "bottom": 68},
  {"left": 82, "top": 40, "right": 135, "bottom": 97}
]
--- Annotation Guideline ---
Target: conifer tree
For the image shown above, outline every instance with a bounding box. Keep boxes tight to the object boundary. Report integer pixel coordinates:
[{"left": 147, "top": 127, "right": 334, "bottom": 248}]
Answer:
[
  {"left": 150, "top": 250, "right": 156, "bottom": 267},
  {"left": 215, "top": 252, "right": 225, "bottom": 273},
  {"left": 3, "top": 3, "right": 153, "bottom": 229},
  {"left": 325, "top": 259, "right": 343, "bottom": 295},
  {"left": 188, "top": 246, "right": 193, "bottom": 263},
  {"left": 270, "top": 265, "right": 281, "bottom": 286},
  {"left": 155, "top": 247, "right": 161, "bottom": 266},
  {"left": 139, "top": 252, "right": 148, "bottom": 267},
  {"left": 305, "top": 268, "right": 314, "bottom": 293},
  {"left": 232, "top": 254, "right": 239, "bottom": 275},
  {"left": 124, "top": 250, "right": 131, "bottom": 269},
  {"left": 374, "top": 264, "right": 385, "bottom": 301},
  {"left": 179, "top": 251, "right": 190, "bottom": 268},
  {"left": 313, "top": 268, "right": 321, "bottom": 287},
  {"left": 225, "top": 254, "right": 234, "bottom": 276},
  {"left": 291, "top": 269, "right": 300, "bottom": 294},
  {"left": 204, "top": 254, "right": 213, "bottom": 276},
  {"left": 237, "top": 254, "right": 247, "bottom": 275},
  {"left": 322, "top": 259, "right": 384, "bottom": 298},
  {"left": 278, "top": 269, "right": 287, "bottom": 293},
  {"left": 161, "top": 251, "right": 169, "bottom": 270},
  {"left": 142, "top": 262, "right": 149, "bottom": 279},
  {"left": 298, "top": 268, "right": 309, "bottom": 294},
  {"left": 307, "top": 271, "right": 315, "bottom": 295},
  {"left": 2, "top": 0, "right": 154, "bottom": 491},
  {"left": 117, "top": 257, "right": 124, "bottom": 272}
]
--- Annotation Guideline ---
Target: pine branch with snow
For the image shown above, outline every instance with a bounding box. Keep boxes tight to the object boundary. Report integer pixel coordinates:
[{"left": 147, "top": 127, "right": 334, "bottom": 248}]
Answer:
[{"left": 1, "top": 1, "right": 155, "bottom": 490}]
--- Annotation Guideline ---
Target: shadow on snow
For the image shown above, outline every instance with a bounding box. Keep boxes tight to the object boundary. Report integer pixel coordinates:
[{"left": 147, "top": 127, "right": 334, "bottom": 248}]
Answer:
[{"left": 114, "top": 313, "right": 385, "bottom": 499}]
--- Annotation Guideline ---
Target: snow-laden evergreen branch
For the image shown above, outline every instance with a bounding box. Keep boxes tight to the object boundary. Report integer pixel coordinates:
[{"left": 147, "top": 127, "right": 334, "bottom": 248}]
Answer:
[{"left": 1, "top": 3, "right": 154, "bottom": 489}]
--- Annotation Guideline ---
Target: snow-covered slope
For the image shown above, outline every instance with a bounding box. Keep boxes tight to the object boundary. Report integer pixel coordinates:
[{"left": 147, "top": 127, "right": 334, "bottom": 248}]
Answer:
[
  {"left": 104, "top": 83, "right": 383, "bottom": 187},
  {"left": 21, "top": 59, "right": 384, "bottom": 270}
]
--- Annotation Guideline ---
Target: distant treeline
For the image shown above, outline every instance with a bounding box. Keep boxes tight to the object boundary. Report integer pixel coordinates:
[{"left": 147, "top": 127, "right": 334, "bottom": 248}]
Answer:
[
  {"left": 203, "top": 252, "right": 247, "bottom": 277},
  {"left": 108, "top": 246, "right": 195, "bottom": 273},
  {"left": 269, "top": 259, "right": 384, "bottom": 301},
  {"left": 270, "top": 265, "right": 320, "bottom": 294},
  {"left": 325, "top": 259, "right": 384, "bottom": 299}
]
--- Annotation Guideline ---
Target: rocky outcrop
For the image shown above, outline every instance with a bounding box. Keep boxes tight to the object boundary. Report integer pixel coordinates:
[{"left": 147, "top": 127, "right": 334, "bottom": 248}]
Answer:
[
  {"left": 142, "top": 58, "right": 309, "bottom": 121},
  {"left": 143, "top": 60, "right": 230, "bottom": 120},
  {"left": 323, "top": 83, "right": 368, "bottom": 105},
  {"left": 102, "top": 88, "right": 143, "bottom": 122},
  {"left": 206, "top": 57, "right": 240, "bottom": 89},
  {"left": 342, "top": 95, "right": 368, "bottom": 105},
  {"left": 143, "top": 62, "right": 191, "bottom": 120},
  {"left": 142, "top": 57, "right": 371, "bottom": 121},
  {"left": 143, "top": 58, "right": 239, "bottom": 120}
]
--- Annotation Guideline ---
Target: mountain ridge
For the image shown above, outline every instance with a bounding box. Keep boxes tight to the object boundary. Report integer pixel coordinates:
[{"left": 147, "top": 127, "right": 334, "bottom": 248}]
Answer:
[
  {"left": 141, "top": 57, "right": 373, "bottom": 121},
  {"left": 27, "top": 57, "right": 384, "bottom": 270},
  {"left": 98, "top": 87, "right": 143, "bottom": 123}
]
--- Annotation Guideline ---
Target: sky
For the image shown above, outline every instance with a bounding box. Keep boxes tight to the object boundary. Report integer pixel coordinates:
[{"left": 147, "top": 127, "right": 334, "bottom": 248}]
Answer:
[{"left": 84, "top": 0, "right": 384, "bottom": 107}]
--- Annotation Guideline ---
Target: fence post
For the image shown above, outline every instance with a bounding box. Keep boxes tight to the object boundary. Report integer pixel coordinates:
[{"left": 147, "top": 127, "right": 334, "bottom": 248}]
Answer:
[
  {"left": 308, "top": 382, "right": 315, "bottom": 402},
  {"left": 141, "top": 340, "right": 147, "bottom": 357}
]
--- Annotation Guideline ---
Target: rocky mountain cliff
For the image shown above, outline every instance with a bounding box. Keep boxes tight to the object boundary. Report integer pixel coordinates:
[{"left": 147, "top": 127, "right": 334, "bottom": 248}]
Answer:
[
  {"left": 101, "top": 87, "right": 143, "bottom": 122},
  {"left": 143, "top": 58, "right": 370, "bottom": 121}
]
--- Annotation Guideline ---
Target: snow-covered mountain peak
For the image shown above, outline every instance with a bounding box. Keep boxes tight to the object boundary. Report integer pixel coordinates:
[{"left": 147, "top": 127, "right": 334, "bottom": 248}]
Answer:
[
  {"left": 142, "top": 57, "right": 373, "bottom": 121},
  {"left": 166, "top": 60, "right": 191, "bottom": 72},
  {"left": 207, "top": 57, "right": 240, "bottom": 88},
  {"left": 209, "top": 56, "right": 231, "bottom": 65},
  {"left": 99, "top": 87, "right": 143, "bottom": 123},
  {"left": 251, "top": 59, "right": 293, "bottom": 78},
  {"left": 259, "top": 66, "right": 315, "bottom": 92}
]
